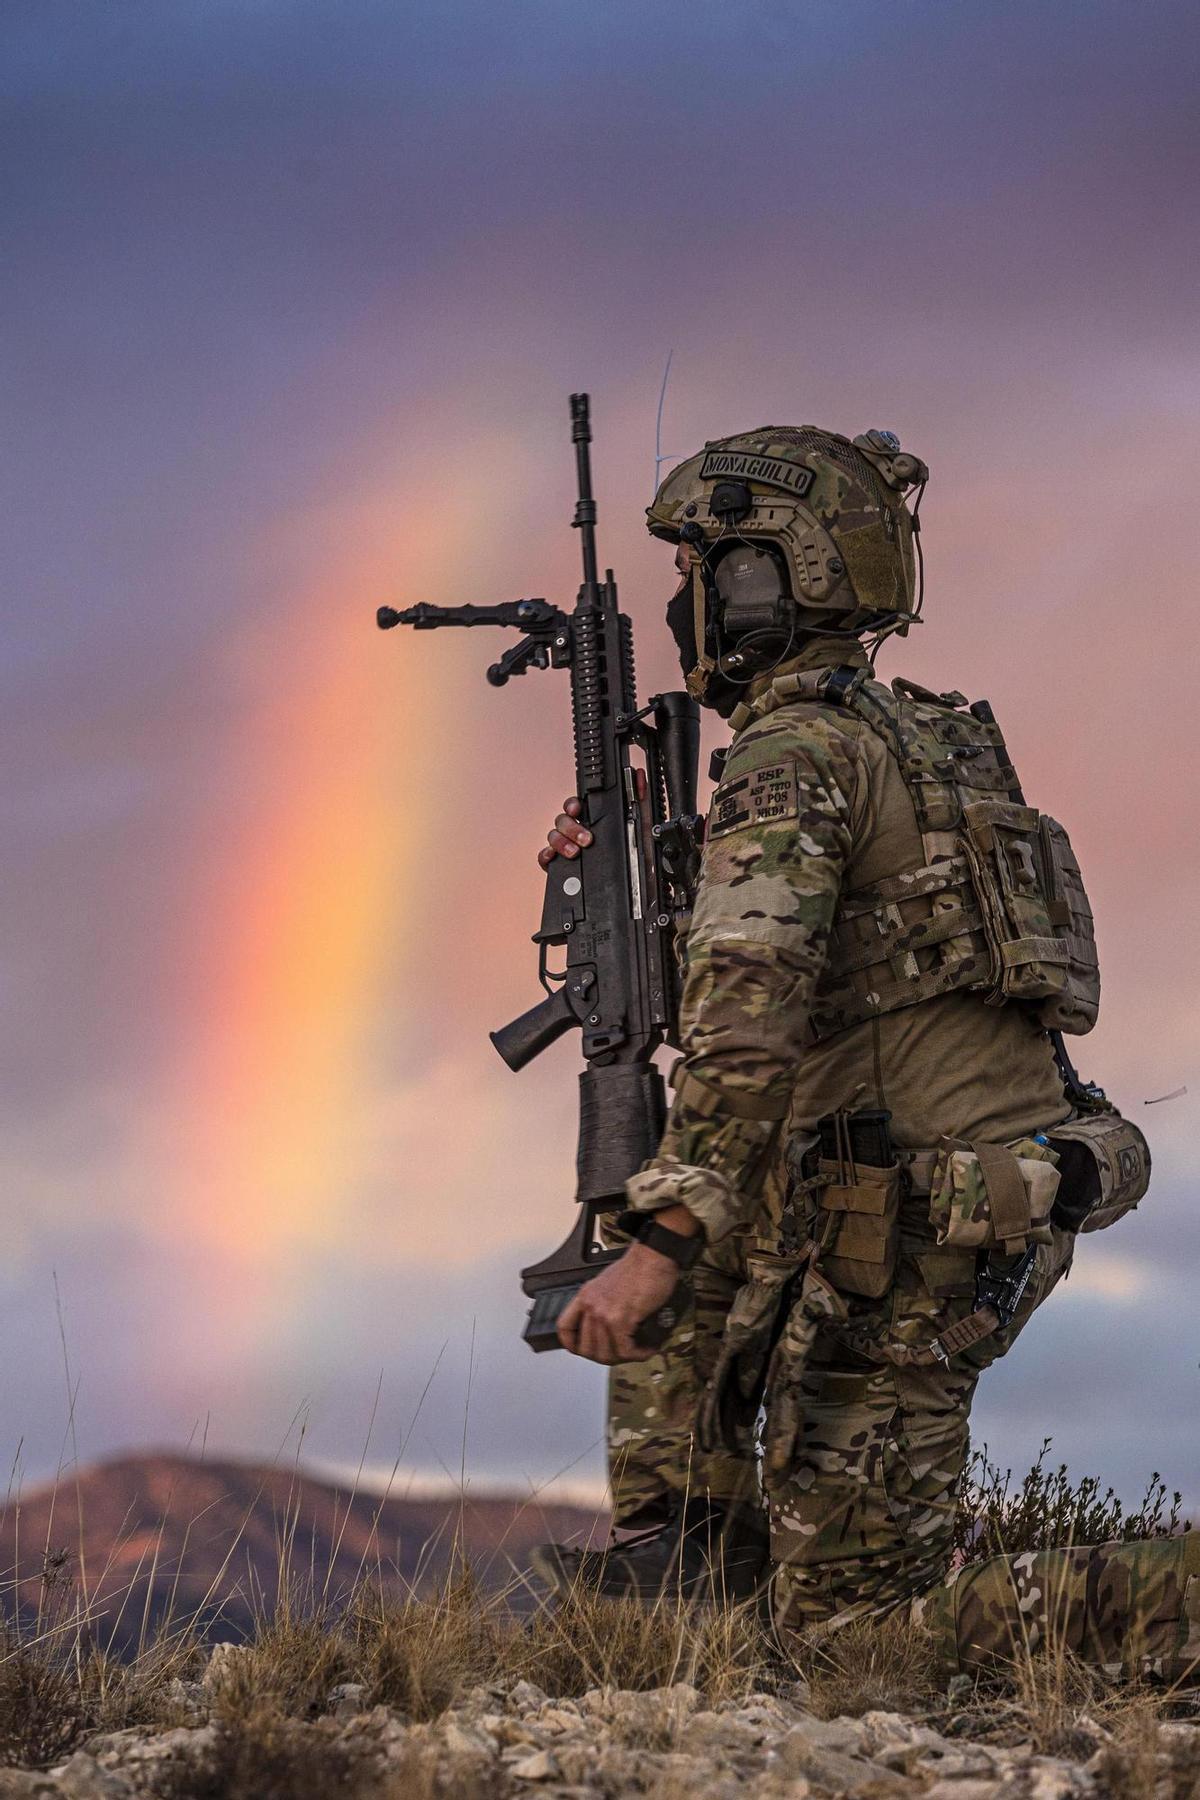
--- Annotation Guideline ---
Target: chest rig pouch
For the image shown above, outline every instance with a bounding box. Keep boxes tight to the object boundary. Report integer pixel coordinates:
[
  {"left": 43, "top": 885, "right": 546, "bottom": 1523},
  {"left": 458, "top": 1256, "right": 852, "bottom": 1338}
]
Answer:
[{"left": 808, "top": 672, "right": 1100, "bottom": 1041}]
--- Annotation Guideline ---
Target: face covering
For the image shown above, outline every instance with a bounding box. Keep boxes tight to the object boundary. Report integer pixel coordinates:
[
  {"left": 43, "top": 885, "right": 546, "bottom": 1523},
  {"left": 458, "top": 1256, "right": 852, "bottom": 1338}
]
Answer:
[
  {"left": 664, "top": 573, "right": 747, "bottom": 719},
  {"left": 665, "top": 576, "right": 698, "bottom": 682}
]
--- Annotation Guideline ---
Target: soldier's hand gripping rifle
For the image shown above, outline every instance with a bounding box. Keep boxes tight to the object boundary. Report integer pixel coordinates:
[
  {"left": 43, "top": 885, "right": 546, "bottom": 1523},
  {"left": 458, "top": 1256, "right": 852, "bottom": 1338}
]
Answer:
[{"left": 377, "top": 394, "right": 704, "bottom": 1351}]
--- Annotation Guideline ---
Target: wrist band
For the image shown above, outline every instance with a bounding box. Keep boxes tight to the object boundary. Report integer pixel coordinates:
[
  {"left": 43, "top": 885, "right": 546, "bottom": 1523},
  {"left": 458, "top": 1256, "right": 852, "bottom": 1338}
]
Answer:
[{"left": 631, "top": 1217, "right": 705, "bottom": 1271}]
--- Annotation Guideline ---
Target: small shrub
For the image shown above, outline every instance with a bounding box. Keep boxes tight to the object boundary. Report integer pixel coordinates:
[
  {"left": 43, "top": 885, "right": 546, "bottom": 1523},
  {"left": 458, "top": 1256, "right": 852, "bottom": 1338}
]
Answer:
[
  {"left": 0, "top": 1628, "right": 197, "bottom": 1767},
  {"left": 514, "top": 1585, "right": 770, "bottom": 1706},
  {"left": 350, "top": 1568, "right": 501, "bottom": 1719},
  {"left": 1095, "top": 1702, "right": 1200, "bottom": 1800},
  {"left": 954, "top": 1440, "right": 1190, "bottom": 1563},
  {"left": 0, "top": 1638, "right": 79, "bottom": 1768},
  {"left": 214, "top": 1608, "right": 353, "bottom": 1721}
]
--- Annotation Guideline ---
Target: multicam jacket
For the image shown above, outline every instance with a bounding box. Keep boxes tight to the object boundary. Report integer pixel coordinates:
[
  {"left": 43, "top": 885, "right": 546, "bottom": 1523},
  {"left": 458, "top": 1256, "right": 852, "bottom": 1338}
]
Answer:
[{"left": 626, "top": 638, "right": 1069, "bottom": 1243}]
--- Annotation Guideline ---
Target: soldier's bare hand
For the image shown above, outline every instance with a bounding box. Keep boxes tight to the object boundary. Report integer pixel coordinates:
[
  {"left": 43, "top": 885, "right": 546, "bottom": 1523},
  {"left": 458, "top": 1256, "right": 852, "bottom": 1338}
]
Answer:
[
  {"left": 538, "top": 797, "right": 591, "bottom": 868},
  {"left": 537, "top": 773, "right": 648, "bottom": 869},
  {"left": 557, "top": 1241, "right": 680, "bottom": 1365}
]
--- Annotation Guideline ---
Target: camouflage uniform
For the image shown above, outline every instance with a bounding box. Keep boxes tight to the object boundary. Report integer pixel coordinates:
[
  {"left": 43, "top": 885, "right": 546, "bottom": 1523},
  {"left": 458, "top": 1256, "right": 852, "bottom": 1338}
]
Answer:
[
  {"left": 624, "top": 633, "right": 1075, "bottom": 1645},
  {"left": 606, "top": 1229, "right": 754, "bottom": 1529},
  {"left": 916, "top": 1534, "right": 1200, "bottom": 1684}
]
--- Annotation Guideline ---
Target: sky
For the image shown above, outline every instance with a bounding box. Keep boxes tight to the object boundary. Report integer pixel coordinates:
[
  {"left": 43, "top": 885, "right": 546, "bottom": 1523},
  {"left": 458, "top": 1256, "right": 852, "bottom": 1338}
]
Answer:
[{"left": 3, "top": 0, "right": 1199, "bottom": 1511}]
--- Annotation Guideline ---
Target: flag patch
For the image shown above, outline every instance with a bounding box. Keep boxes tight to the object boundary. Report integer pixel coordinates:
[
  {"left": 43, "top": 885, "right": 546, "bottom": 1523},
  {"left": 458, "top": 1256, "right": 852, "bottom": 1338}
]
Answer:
[{"left": 709, "top": 763, "right": 799, "bottom": 837}]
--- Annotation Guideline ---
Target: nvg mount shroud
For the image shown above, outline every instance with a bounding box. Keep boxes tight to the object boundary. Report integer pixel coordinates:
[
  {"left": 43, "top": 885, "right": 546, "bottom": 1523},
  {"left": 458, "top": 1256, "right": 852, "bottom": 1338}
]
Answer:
[{"left": 378, "top": 395, "right": 704, "bottom": 1350}]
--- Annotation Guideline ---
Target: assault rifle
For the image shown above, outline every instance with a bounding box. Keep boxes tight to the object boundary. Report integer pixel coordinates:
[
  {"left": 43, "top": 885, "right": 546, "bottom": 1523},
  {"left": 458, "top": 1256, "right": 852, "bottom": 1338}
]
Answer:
[{"left": 377, "top": 394, "right": 704, "bottom": 1351}]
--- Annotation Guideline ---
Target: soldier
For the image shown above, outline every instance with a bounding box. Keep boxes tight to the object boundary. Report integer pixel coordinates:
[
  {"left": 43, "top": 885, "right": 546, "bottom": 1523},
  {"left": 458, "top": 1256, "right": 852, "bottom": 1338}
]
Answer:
[{"left": 539, "top": 424, "right": 1156, "bottom": 1668}]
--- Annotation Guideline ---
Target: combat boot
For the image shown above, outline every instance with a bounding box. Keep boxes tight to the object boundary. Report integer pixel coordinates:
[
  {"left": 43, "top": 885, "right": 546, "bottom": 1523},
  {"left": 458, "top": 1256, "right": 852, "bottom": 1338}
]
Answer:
[{"left": 531, "top": 1498, "right": 770, "bottom": 1604}]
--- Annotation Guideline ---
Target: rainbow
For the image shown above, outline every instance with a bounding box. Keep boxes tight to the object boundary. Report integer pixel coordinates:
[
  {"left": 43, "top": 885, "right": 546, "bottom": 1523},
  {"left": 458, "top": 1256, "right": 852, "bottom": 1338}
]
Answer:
[{"left": 164, "top": 449, "right": 515, "bottom": 1323}]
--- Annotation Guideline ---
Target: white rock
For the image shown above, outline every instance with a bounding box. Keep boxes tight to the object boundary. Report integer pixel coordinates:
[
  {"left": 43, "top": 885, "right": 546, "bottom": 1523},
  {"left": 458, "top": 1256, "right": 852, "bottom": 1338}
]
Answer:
[
  {"left": 441, "top": 1717, "right": 497, "bottom": 1757},
  {"left": 534, "top": 1705, "right": 583, "bottom": 1734},
  {"left": 52, "top": 1755, "right": 136, "bottom": 1799},
  {"left": 922, "top": 1782, "right": 1009, "bottom": 1800},
  {"left": 162, "top": 1677, "right": 207, "bottom": 1725},
  {"left": 326, "top": 1682, "right": 366, "bottom": 1721},
  {"left": 510, "top": 1747, "right": 560, "bottom": 1781},
  {"left": 1026, "top": 1767, "right": 1089, "bottom": 1798},
  {"left": 508, "top": 1680, "right": 549, "bottom": 1713},
  {"left": 113, "top": 1726, "right": 218, "bottom": 1767},
  {"left": 791, "top": 1714, "right": 869, "bottom": 1754},
  {"left": 201, "top": 1641, "right": 250, "bottom": 1690}
]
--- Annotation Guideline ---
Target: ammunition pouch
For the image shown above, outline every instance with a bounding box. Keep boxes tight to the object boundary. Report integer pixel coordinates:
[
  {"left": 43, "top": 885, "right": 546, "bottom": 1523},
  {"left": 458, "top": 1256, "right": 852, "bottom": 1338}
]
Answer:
[
  {"left": 815, "top": 1159, "right": 902, "bottom": 1298},
  {"left": 960, "top": 801, "right": 1099, "bottom": 1033},
  {"left": 929, "top": 1135, "right": 1060, "bottom": 1254},
  {"left": 1048, "top": 1109, "right": 1151, "bottom": 1233},
  {"left": 785, "top": 1108, "right": 902, "bottom": 1298}
]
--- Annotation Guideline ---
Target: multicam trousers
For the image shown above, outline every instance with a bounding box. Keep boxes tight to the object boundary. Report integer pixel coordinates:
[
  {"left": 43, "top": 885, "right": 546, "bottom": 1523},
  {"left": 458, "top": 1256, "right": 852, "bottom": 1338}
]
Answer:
[
  {"left": 607, "top": 1228, "right": 755, "bottom": 1529},
  {"left": 917, "top": 1533, "right": 1200, "bottom": 1684},
  {"left": 607, "top": 1205, "right": 1074, "bottom": 1615},
  {"left": 769, "top": 1221, "right": 1077, "bottom": 1638},
  {"left": 607, "top": 1209, "right": 1196, "bottom": 1687}
]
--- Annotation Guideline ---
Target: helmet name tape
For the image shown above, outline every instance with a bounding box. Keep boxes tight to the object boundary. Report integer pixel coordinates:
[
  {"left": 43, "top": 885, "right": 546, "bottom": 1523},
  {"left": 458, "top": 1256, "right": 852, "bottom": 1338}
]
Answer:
[{"left": 698, "top": 449, "right": 815, "bottom": 497}]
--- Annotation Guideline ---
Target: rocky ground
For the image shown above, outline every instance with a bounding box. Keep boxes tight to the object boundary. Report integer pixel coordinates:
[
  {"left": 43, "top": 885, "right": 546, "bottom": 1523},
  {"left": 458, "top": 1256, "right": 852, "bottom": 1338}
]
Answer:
[{"left": 1, "top": 1654, "right": 1197, "bottom": 1799}]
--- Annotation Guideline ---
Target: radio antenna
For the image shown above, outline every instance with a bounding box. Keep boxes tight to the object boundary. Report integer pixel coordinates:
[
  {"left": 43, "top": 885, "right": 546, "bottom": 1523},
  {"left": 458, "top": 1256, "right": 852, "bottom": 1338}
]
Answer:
[{"left": 652, "top": 349, "right": 685, "bottom": 501}]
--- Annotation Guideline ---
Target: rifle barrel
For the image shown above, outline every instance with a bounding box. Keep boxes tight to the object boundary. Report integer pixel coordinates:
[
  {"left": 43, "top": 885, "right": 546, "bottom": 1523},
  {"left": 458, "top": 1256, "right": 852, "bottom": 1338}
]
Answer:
[
  {"left": 569, "top": 393, "right": 599, "bottom": 593},
  {"left": 377, "top": 601, "right": 556, "bottom": 631}
]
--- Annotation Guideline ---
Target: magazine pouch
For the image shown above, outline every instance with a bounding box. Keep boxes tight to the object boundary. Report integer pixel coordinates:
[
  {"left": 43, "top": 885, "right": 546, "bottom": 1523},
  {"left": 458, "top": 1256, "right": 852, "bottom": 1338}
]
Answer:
[{"left": 816, "top": 1158, "right": 903, "bottom": 1298}]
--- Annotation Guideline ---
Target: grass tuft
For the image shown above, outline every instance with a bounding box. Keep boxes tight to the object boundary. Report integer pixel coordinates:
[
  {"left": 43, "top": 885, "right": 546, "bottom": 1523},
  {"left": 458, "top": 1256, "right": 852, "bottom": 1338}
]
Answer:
[{"left": 796, "top": 1610, "right": 940, "bottom": 1720}]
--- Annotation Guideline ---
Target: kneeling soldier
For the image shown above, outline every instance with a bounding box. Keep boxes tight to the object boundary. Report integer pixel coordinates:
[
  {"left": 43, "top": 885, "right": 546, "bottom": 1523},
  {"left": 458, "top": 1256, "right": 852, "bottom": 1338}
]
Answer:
[{"left": 546, "top": 423, "right": 1155, "bottom": 1669}]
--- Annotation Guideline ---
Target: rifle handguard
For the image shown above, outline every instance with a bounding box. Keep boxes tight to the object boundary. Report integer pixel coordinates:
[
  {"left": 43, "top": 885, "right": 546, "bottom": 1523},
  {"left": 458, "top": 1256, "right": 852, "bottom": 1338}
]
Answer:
[{"left": 577, "top": 1063, "right": 667, "bottom": 1205}]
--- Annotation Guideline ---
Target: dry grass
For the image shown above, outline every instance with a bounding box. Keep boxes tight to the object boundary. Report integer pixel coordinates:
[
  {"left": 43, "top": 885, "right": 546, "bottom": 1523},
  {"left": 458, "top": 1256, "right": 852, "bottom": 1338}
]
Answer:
[
  {"left": 0, "top": 1559, "right": 1197, "bottom": 1792},
  {"left": 1095, "top": 1702, "right": 1200, "bottom": 1800},
  {"left": 0, "top": 1626, "right": 199, "bottom": 1768},
  {"left": 0, "top": 1441, "right": 1194, "bottom": 1789},
  {"left": 210, "top": 1562, "right": 772, "bottom": 1723},
  {"left": 511, "top": 1580, "right": 768, "bottom": 1706},
  {"left": 795, "top": 1609, "right": 942, "bottom": 1721}
]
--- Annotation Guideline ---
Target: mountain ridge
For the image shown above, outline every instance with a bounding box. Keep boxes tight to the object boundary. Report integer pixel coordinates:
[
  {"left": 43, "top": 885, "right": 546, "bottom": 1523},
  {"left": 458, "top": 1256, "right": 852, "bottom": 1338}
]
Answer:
[{"left": 0, "top": 1449, "right": 608, "bottom": 1654}]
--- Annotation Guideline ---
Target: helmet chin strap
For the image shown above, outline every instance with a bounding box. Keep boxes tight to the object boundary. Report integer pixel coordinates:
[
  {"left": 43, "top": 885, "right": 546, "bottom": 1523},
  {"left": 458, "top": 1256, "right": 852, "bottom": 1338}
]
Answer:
[{"left": 685, "top": 557, "right": 716, "bottom": 701}]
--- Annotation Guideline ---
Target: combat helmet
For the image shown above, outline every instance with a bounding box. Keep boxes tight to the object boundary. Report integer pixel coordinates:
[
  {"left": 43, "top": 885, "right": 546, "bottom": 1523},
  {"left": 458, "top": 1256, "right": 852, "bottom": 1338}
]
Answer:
[{"left": 648, "top": 425, "right": 928, "bottom": 708}]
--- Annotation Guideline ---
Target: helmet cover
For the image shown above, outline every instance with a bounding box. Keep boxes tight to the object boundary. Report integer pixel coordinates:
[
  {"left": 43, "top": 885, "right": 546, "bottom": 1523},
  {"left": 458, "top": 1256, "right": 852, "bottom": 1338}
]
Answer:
[{"left": 648, "top": 425, "right": 928, "bottom": 702}]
